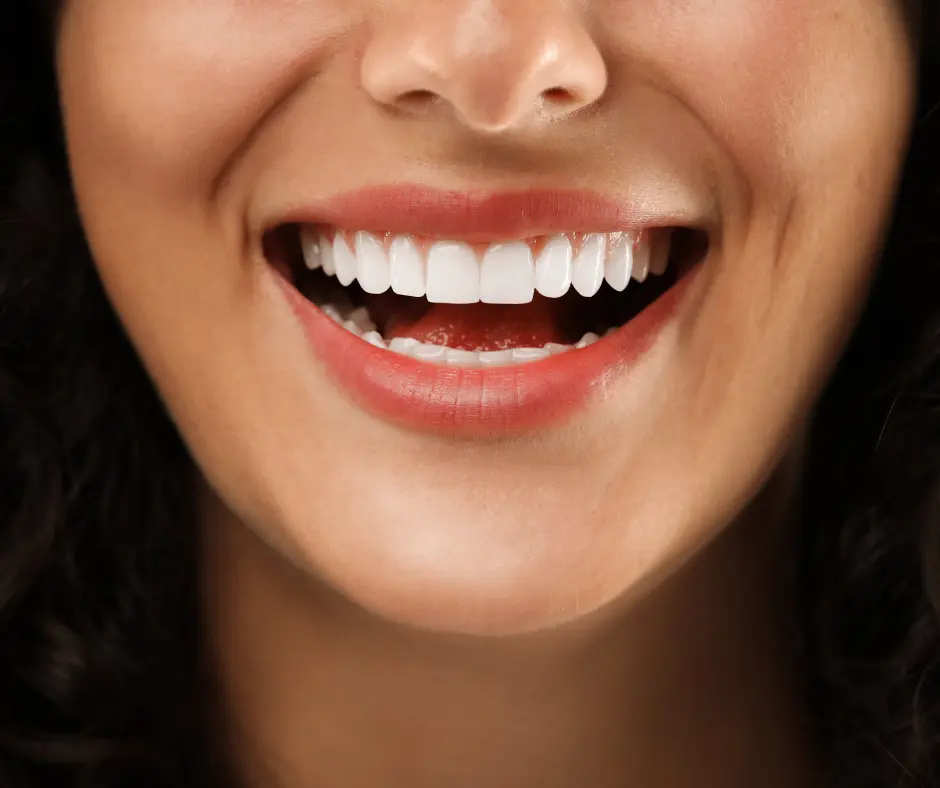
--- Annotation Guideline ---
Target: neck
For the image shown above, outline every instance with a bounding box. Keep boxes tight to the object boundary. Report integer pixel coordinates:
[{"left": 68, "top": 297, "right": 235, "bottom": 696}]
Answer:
[{"left": 200, "top": 459, "right": 818, "bottom": 788}]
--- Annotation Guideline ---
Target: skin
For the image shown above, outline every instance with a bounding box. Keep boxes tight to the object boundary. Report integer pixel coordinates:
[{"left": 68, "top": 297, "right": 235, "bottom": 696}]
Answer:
[{"left": 55, "top": 1, "right": 917, "bottom": 786}]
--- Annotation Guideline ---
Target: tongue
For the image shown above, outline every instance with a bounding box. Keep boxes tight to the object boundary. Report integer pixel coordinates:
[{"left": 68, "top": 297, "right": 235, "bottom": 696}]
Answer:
[{"left": 383, "top": 300, "right": 566, "bottom": 352}]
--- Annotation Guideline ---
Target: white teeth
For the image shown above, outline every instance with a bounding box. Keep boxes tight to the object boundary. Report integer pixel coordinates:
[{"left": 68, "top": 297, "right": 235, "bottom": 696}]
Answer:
[
  {"left": 426, "top": 242, "right": 480, "bottom": 304},
  {"left": 355, "top": 231, "right": 391, "bottom": 294},
  {"left": 347, "top": 306, "right": 376, "bottom": 333},
  {"left": 333, "top": 234, "right": 358, "bottom": 287},
  {"left": 576, "top": 332, "right": 600, "bottom": 348},
  {"left": 307, "top": 229, "right": 672, "bottom": 302},
  {"left": 511, "top": 347, "right": 550, "bottom": 362},
  {"left": 480, "top": 242, "right": 535, "bottom": 304},
  {"left": 445, "top": 349, "right": 480, "bottom": 365},
  {"left": 632, "top": 238, "right": 650, "bottom": 283},
  {"left": 535, "top": 236, "right": 573, "bottom": 298},
  {"left": 479, "top": 349, "right": 515, "bottom": 366},
  {"left": 321, "top": 304, "right": 342, "bottom": 322},
  {"left": 605, "top": 234, "right": 633, "bottom": 292},
  {"left": 320, "top": 234, "right": 336, "bottom": 276},
  {"left": 363, "top": 330, "right": 385, "bottom": 348},
  {"left": 300, "top": 227, "right": 322, "bottom": 271},
  {"left": 389, "top": 337, "right": 420, "bottom": 354},
  {"left": 543, "top": 342, "right": 572, "bottom": 355},
  {"left": 389, "top": 335, "right": 598, "bottom": 367},
  {"left": 572, "top": 234, "right": 606, "bottom": 297},
  {"left": 412, "top": 343, "right": 447, "bottom": 362},
  {"left": 319, "top": 300, "right": 605, "bottom": 366},
  {"left": 389, "top": 235, "right": 426, "bottom": 297},
  {"left": 650, "top": 231, "right": 671, "bottom": 276}
]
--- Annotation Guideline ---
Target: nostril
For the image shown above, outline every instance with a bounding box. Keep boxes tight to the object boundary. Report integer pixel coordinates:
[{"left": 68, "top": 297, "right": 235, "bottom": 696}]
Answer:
[
  {"left": 541, "top": 86, "right": 584, "bottom": 113},
  {"left": 543, "top": 87, "right": 573, "bottom": 102},
  {"left": 400, "top": 89, "right": 437, "bottom": 103},
  {"left": 392, "top": 89, "right": 441, "bottom": 115}
]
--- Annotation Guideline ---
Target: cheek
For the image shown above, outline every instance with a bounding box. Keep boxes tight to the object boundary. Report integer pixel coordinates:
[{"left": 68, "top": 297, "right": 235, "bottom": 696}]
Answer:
[
  {"left": 607, "top": 0, "right": 914, "bottom": 189},
  {"left": 56, "top": 0, "right": 349, "bottom": 193}
]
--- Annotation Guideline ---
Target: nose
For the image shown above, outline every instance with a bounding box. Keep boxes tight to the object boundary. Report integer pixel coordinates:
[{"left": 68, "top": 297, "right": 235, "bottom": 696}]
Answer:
[{"left": 361, "top": 0, "right": 608, "bottom": 133}]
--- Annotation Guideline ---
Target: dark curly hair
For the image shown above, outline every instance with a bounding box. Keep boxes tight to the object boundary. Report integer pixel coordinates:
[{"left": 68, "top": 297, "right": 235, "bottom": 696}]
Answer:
[
  {"left": 0, "top": 3, "right": 225, "bottom": 787},
  {"left": 2, "top": 2, "right": 940, "bottom": 787}
]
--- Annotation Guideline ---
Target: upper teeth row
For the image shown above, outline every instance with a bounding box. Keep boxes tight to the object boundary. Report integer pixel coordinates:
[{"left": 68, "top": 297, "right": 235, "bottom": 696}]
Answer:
[{"left": 300, "top": 229, "right": 670, "bottom": 304}]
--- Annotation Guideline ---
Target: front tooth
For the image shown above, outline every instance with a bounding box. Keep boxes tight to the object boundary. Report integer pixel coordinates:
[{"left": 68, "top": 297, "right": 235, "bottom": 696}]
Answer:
[
  {"left": 650, "top": 231, "right": 671, "bottom": 276},
  {"left": 355, "top": 231, "right": 390, "bottom": 294},
  {"left": 333, "top": 233, "right": 358, "bottom": 286},
  {"left": 300, "top": 227, "right": 322, "bottom": 271},
  {"left": 632, "top": 236, "right": 651, "bottom": 283},
  {"left": 512, "top": 347, "right": 550, "bottom": 362},
  {"left": 572, "top": 234, "right": 606, "bottom": 297},
  {"left": 389, "top": 235, "right": 426, "bottom": 297},
  {"left": 412, "top": 343, "right": 447, "bottom": 362},
  {"left": 480, "top": 242, "right": 535, "bottom": 304},
  {"left": 320, "top": 234, "right": 336, "bottom": 276},
  {"left": 445, "top": 349, "right": 480, "bottom": 367},
  {"left": 605, "top": 234, "right": 633, "bottom": 292},
  {"left": 389, "top": 337, "right": 420, "bottom": 355},
  {"left": 535, "top": 236, "right": 573, "bottom": 298},
  {"left": 426, "top": 242, "right": 480, "bottom": 304},
  {"left": 479, "top": 349, "right": 515, "bottom": 366}
]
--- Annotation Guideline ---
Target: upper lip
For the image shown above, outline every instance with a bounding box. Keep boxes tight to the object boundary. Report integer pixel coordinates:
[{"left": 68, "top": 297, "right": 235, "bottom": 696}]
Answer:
[{"left": 269, "top": 184, "right": 712, "bottom": 242}]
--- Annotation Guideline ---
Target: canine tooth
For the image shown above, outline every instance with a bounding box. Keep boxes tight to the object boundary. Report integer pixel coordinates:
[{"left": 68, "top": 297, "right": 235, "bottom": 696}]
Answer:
[
  {"left": 333, "top": 234, "right": 358, "bottom": 287},
  {"left": 572, "top": 234, "right": 606, "bottom": 297},
  {"left": 632, "top": 237, "right": 651, "bottom": 283},
  {"left": 321, "top": 304, "right": 342, "bottom": 322},
  {"left": 426, "top": 242, "right": 480, "bottom": 304},
  {"left": 363, "top": 331, "right": 386, "bottom": 348},
  {"left": 543, "top": 342, "right": 570, "bottom": 354},
  {"left": 576, "top": 332, "right": 600, "bottom": 348},
  {"left": 479, "top": 349, "right": 515, "bottom": 366},
  {"left": 320, "top": 234, "right": 336, "bottom": 276},
  {"left": 480, "top": 242, "right": 535, "bottom": 304},
  {"left": 445, "top": 349, "right": 481, "bottom": 366},
  {"left": 412, "top": 343, "right": 447, "bottom": 362},
  {"left": 347, "top": 306, "right": 376, "bottom": 333},
  {"left": 342, "top": 319, "right": 363, "bottom": 336},
  {"left": 512, "top": 347, "right": 550, "bottom": 362},
  {"left": 300, "top": 227, "right": 322, "bottom": 270},
  {"left": 355, "top": 231, "right": 390, "bottom": 294},
  {"left": 389, "top": 235, "right": 426, "bottom": 297},
  {"left": 389, "top": 337, "right": 420, "bottom": 355},
  {"left": 650, "top": 232, "right": 670, "bottom": 275},
  {"left": 535, "top": 236, "right": 573, "bottom": 298},
  {"left": 605, "top": 234, "right": 633, "bottom": 292}
]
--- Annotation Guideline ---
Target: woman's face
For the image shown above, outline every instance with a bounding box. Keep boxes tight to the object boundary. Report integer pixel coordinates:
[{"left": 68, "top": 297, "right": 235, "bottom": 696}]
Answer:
[{"left": 57, "top": 0, "right": 916, "bottom": 635}]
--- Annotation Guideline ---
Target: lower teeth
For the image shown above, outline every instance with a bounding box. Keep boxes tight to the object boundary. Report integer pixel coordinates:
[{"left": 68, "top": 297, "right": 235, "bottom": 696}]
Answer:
[{"left": 319, "top": 302, "right": 605, "bottom": 367}]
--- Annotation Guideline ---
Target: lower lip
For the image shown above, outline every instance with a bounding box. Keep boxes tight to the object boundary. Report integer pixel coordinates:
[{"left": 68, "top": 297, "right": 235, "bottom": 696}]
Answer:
[{"left": 274, "top": 271, "right": 696, "bottom": 434}]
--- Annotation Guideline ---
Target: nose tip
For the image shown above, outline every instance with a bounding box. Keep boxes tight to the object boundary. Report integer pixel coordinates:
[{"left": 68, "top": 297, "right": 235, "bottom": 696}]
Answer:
[{"left": 360, "top": 1, "right": 608, "bottom": 132}]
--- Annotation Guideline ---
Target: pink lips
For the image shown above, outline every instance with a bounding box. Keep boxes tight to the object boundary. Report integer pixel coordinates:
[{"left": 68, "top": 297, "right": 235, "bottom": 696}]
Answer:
[
  {"left": 275, "top": 184, "right": 691, "bottom": 241},
  {"left": 272, "top": 185, "right": 700, "bottom": 434}
]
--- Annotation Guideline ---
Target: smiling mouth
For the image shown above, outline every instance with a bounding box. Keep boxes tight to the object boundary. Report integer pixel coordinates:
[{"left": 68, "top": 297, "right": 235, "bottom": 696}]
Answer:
[
  {"left": 265, "top": 224, "right": 707, "bottom": 367},
  {"left": 262, "top": 185, "right": 710, "bottom": 432}
]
